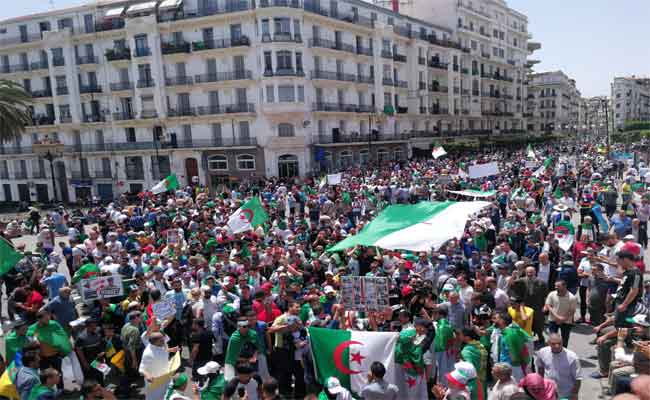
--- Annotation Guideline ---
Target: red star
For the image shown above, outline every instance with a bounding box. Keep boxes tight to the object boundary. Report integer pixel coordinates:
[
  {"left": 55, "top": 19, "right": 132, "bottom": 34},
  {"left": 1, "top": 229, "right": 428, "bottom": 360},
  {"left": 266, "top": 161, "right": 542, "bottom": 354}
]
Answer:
[
  {"left": 403, "top": 361, "right": 414, "bottom": 370},
  {"left": 406, "top": 377, "right": 417, "bottom": 387},
  {"left": 350, "top": 351, "right": 365, "bottom": 364}
]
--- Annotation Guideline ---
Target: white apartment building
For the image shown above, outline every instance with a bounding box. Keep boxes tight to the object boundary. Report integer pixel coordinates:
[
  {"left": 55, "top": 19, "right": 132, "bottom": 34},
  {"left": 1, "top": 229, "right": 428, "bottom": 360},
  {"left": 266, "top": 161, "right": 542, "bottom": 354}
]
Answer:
[
  {"left": 579, "top": 96, "right": 609, "bottom": 137},
  {"left": 612, "top": 76, "right": 650, "bottom": 128},
  {"left": 376, "top": 0, "right": 540, "bottom": 135},
  {"left": 526, "top": 71, "right": 581, "bottom": 134},
  {"left": 0, "top": 0, "right": 504, "bottom": 203}
]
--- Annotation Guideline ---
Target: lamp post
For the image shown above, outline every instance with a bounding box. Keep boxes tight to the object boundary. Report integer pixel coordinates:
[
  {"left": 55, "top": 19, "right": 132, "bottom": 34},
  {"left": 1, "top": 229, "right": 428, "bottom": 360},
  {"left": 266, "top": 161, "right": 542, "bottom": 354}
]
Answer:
[
  {"left": 43, "top": 150, "right": 58, "bottom": 203},
  {"left": 33, "top": 140, "right": 65, "bottom": 203}
]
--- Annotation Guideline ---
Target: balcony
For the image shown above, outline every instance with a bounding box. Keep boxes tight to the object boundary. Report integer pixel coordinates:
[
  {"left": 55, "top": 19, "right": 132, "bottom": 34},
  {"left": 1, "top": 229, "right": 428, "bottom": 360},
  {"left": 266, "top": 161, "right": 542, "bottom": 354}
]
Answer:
[
  {"left": 259, "top": 0, "right": 303, "bottom": 7},
  {"left": 94, "top": 19, "right": 125, "bottom": 32},
  {"left": 429, "top": 107, "right": 449, "bottom": 115},
  {"left": 309, "top": 38, "right": 355, "bottom": 54},
  {"left": 70, "top": 171, "right": 92, "bottom": 180},
  {"left": 56, "top": 86, "right": 69, "bottom": 95},
  {"left": 0, "top": 33, "right": 42, "bottom": 47},
  {"left": 93, "top": 170, "right": 113, "bottom": 179},
  {"left": 161, "top": 41, "right": 191, "bottom": 55},
  {"left": 195, "top": 70, "right": 252, "bottom": 84},
  {"left": 134, "top": 47, "right": 151, "bottom": 57},
  {"left": 393, "top": 54, "right": 407, "bottom": 63},
  {"left": 263, "top": 68, "right": 305, "bottom": 77},
  {"left": 31, "top": 171, "right": 46, "bottom": 179},
  {"left": 303, "top": 1, "right": 374, "bottom": 28},
  {"left": 356, "top": 46, "right": 372, "bottom": 56},
  {"left": 381, "top": 50, "right": 392, "bottom": 59},
  {"left": 429, "top": 60, "right": 448, "bottom": 70},
  {"left": 156, "top": 1, "right": 253, "bottom": 22},
  {"left": 112, "top": 111, "right": 135, "bottom": 121},
  {"left": 312, "top": 103, "right": 374, "bottom": 113},
  {"left": 418, "top": 82, "right": 427, "bottom": 90},
  {"left": 452, "top": 64, "right": 459, "bottom": 72},
  {"left": 316, "top": 132, "right": 410, "bottom": 144},
  {"left": 13, "top": 172, "right": 28, "bottom": 180},
  {"left": 507, "top": 60, "right": 516, "bottom": 66},
  {"left": 30, "top": 61, "right": 48, "bottom": 70},
  {"left": 82, "top": 114, "right": 105, "bottom": 123},
  {"left": 503, "top": 94, "right": 514, "bottom": 100},
  {"left": 191, "top": 37, "right": 250, "bottom": 52},
  {"left": 167, "top": 108, "right": 196, "bottom": 117},
  {"left": 395, "top": 80, "right": 408, "bottom": 88},
  {"left": 77, "top": 56, "right": 98, "bottom": 65},
  {"left": 461, "top": 67, "right": 469, "bottom": 75},
  {"left": 394, "top": 25, "right": 412, "bottom": 38},
  {"left": 105, "top": 48, "right": 131, "bottom": 61},
  {"left": 137, "top": 79, "right": 155, "bottom": 88},
  {"left": 165, "top": 76, "right": 194, "bottom": 86},
  {"left": 79, "top": 84, "right": 102, "bottom": 94},
  {"left": 196, "top": 103, "right": 255, "bottom": 115},
  {"left": 140, "top": 109, "right": 158, "bottom": 119},
  {"left": 382, "top": 78, "right": 393, "bottom": 86},
  {"left": 418, "top": 57, "right": 426, "bottom": 66},
  {"left": 261, "top": 32, "right": 302, "bottom": 43},
  {"left": 310, "top": 70, "right": 356, "bottom": 82},
  {"left": 110, "top": 81, "right": 133, "bottom": 91},
  {"left": 0, "top": 64, "right": 30, "bottom": 74},
  {"left": 481, "top": 52, "right": 491, "bottom": 59},
  {"left": 31, "top": 89, "right": 52, "bottom": 98},
  {"left": 52, "top": 57, "right": 65, "bottom": 67},
  {"left": 174, "top": 137, "right": 258, "bottom": 148},
  {"left": 29, "top": 114, "right": 55, "bottom": 126},
  {"left": 59, "top": 115, "right": 72, "bottom": 123},
  {"left": 429, "top": 84, "right": 448, "bottom": 93}
]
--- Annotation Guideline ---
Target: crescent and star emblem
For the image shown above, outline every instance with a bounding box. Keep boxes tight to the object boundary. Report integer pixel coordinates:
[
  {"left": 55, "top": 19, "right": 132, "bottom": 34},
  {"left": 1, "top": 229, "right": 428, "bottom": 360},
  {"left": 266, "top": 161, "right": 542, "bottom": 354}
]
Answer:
[{"left": 332, "top": 340, "right": 366, "bottom": 375}]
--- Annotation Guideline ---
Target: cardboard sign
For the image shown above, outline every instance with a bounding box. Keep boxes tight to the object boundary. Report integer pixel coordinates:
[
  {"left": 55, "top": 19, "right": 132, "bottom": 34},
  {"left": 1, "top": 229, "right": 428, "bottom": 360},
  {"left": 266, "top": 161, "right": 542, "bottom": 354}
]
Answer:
[
  {"left": 79, "top": 276, "right": 124, "bottom": 302},
  {"left": 340, "top": 276, "right": 390, "bottom": 312},
  {"left": 167, "top": 230, "right": 179, "bottom": 245},
  {"left": 152, "top": 300, "right": 176, "bottom": 320},
  {"left": 468, "top": 162, "right": 500, "bottom": 179}
]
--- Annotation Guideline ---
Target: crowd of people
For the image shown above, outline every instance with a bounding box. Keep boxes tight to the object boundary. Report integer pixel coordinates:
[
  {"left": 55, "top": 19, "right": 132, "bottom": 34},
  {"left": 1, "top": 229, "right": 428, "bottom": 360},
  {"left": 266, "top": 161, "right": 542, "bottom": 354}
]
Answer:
[{"left": 0, "top": 140, "right": 649, "bottom": 400}]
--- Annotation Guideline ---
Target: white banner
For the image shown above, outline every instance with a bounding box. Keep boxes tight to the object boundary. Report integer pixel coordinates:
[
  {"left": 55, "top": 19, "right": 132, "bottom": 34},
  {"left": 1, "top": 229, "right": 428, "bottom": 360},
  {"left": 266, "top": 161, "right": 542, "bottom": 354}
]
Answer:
[
  {"left": 152, "top": 299, "right": 176, "bottom": 320},
  {"left": 468, "top": 161, "right": 499, "bottom": 179},
  {"left": 79, "top": 276, "right": 124, "bottom": 302},
  {"left": 327, "top": 173, "right": 342, "bottom": 185}
]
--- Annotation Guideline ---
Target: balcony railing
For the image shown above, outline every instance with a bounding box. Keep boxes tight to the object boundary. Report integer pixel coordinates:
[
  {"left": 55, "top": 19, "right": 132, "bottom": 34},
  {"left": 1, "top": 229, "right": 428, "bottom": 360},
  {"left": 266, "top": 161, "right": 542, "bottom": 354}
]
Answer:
[
  {"left": 303, "top": 0, "right": 374, "bottom": 28},
  {"left": 59, "top": 115, "right": 72, "bottom": 123},
  {"left": 418, "top": 57, "right": 426, "bottom": 65},
  {"left": 140, "top": 109, "right": 158, "bottom": 119},
  {"left": 0, "top": 64, "right": 30, "bottom": 73},
  {"left": 195, "top": 70, "right": 252, "bottom": 83},
  {"left": 29, "top": 114, "right": 55, "bottom": 126},
  {"left": 393, "top": 54, "right": 407, "bottom": 63},
  {"left": 395, "top": 80, "right": 408, "bottom": 88},
  {"left": 196, "top": 103, "right": 255, "bottom": 115},
  {"left": 165, "top": 76, "right": 194, "bottom": 86},
  {"left": 70, "top": 171, "right": 92, "bottom": 180},
  {"left": 263, "top": 68, "right": 305, "bottom": 77},
  {"left": 113, "top": 111, "right": 135, "bottom": 121},
  {"left": 94, "top": 19, "right": 125, "bottom": 32},
  {"left": 134, "top": 47, "right": 151, "bottom": 57},
  {"left": 31, "top": 171, "right": 46, "bottom": 179},
  {"left": 356, "top": 46, "right": 372, "bottom": 56},
  {"left": 191, "top": 37, "right": 250, "bottom": 51},
  {"left": 56, "top": 86, "right": 69, "bottom": 95},
  {"left": 261, "top": 32, "right": 302, "bottom": 43},
  {"left": 309, "top": 38, "right": 355, "bottom": 54},
  {"left": 105, "top": 48, "right": 131, "bottom": 61},
  {"left": 110, "top": 81, "right": 133, "bottom": 91},
  {"left": 316, "top": 132, "right": 412, "bottom": 144},
  {"left": 381, "top": 50, "right": 392, "bottom": 59},
  {"left": 382, "top": 78, "right": 393, "bottom": 86},
  {"left": 418, "top": 82, "right": 427, "bottom": 90},
  {"left": 31, "top": 89, "right": 52, "bottom": 98},
  {"left": 31, "top": 61, "right": 49, "bottom": 70},
  {"left": 259, "top": 0, "right": 303, "bottom": 8},
  {"left": 156, "top": 1, "right": 253, "bottom": 22},
  {"left": 161, "top": 41, "right": 191, "bottom": 55},
  {"left": 82, "top": 114, "right": 105, "bottom": 123},
  {"left": 79, "top": 84, "right": 102, "bottom": 94},
  {"left": 167, "top": 108, "right": 196, "bottom": 117},
  {"left": 0, "top": 146, "right": 33, "bottom": 155},
  {"left": 0, "top": 33, "right": 42, "bottom": 47},
  {"left": 481, "top": 52, "right": 491, "bottom": 59},
  {"left": 76, "top": 56, "right": 98, "bottom": 65},
  {"left": 14, "top": 172, "right": 28, "bottom": 180},
  {"left": 137, "top": 79, "right": 155, "bottom": 88},
  {"left": 429, "top": 60, "right": 448, "bottom": 70},
  {"left": 429, "top": 108, "right": 449, "bottom": 115},
  {"left": 312, "top": 103, "right": 374, "bottom": 113},
  {"left": 52, "top": 57, "right": 65, "bottom": 67},
  {"left": 419, "top": 33, "right": 464, "bottom": 51},
  {"left": 428, "top": 84, "right": 448, "bottom": 93},
  {"left": 310, "top": 70, "right": 356, "bottom": 82},
  {"left": 93, "top": 170, "right": 113, "bottom": 179}
]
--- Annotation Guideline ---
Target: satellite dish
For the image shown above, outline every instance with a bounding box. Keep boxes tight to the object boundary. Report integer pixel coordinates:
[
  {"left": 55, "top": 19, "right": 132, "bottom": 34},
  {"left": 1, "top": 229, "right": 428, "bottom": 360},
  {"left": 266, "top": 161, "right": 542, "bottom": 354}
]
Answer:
[{"left": 303, "top": 120, "right": 311, "bottom": 128}]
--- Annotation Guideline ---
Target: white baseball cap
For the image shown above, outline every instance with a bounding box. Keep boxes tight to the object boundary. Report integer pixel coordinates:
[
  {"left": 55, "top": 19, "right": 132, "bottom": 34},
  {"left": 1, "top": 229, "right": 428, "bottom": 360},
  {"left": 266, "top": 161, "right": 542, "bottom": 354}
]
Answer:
[
  {"left": 326, "top": 377, "right": 345, "bottom": 394},
  {"left": 197, "top": 361, "right": 221, "bottom": 376}
]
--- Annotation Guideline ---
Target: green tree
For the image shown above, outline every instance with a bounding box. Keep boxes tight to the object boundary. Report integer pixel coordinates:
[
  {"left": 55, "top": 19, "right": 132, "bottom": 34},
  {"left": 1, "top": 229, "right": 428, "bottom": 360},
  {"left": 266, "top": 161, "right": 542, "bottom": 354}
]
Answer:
[{"left": 0, "top": 80, "right": 32, "bottom": 143}]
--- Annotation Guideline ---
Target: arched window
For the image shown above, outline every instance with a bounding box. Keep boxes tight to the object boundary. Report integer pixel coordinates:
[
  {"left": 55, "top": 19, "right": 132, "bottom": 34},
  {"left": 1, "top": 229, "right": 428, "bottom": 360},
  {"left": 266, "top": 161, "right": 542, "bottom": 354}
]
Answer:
[
  {"left": 339, "top": 150, "right": 353, "bottom": 168},
  {"left": 278, "top": 123, "right": 295, "bottom": 137},
  {"left": 208, "top": 155, "right": 228, "bottom": 171},
  {"left": 376, "top": 148, "right": 389, "bottom": 163},
  {"left": 236, "top": 154, "right": 255, "bottom": 171}
]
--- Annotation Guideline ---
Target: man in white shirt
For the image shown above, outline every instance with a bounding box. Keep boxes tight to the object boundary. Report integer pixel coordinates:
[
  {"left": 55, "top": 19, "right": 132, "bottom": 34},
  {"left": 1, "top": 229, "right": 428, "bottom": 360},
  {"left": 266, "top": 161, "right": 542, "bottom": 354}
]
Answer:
[
  {"left": 487, "top": 277, "right": 509, "bottom": 311},
  {"left": 535, "top": 333, "right": 583, "bottom": 399},
  {"left": 139, "top": 332, "right": 179, "bottom": 400},
  {"left": 544, "top": 280, "right": 577, "bottom": 347}
]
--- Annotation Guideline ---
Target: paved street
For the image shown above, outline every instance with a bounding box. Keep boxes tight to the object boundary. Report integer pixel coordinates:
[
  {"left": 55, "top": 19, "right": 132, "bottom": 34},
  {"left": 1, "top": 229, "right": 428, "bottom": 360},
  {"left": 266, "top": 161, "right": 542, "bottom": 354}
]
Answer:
[{"left": 3, "top": 225, "right": 649, "bottom": 398}]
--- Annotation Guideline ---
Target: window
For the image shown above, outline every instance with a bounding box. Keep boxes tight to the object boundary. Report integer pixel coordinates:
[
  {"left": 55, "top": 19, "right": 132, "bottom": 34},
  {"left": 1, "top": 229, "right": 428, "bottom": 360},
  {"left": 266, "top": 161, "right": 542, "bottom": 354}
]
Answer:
[
  {"left": 278, "top": 85, "right": 295, "bottom": 102},
  {"left": 276, "top": 51, "right": 292, "bottom": 70},
  {"left": 264, "top": 51, "right": 273, "bottom": 73},
  {"left": 297, "top": 85, "right": 304, "bottom": 102},
  {"left": 239, "top": 121, "right": 250, "bottom": 140},
  {"left": 295, "top": 52, "right": 303, "bottom": 73},
  {"left": 294, "top": 19, "right": 301, "bottom": 37},
  {"left": 359, "top": 149, "right": 369, "bottom": 165},
  {"left": 208, "top": 155, "right": 228, "bottom": 171},
  {"left": 394, "top": 148, "right": 404, "bottom": 161},
  {"left": 274, "top": 18, "right": 291, "bottom": 34},
  {"left": 377, "top": 148, "right": 389, "bottom": 163},
  {"left": 266, "top": 85, "right": 274, "bottom": 102},
  {"left": 236, "top": 154, "right": 255, "bottom": 170},
  {"left": 340, "top": 150, "right": 353, "bottom": 168},
  {"left": 278, "top": 123, "right": 295, "bottom": 137},
  {"left": 126, "top": 128, "right": 136, "bottom": 142},
  {"left": 261, "top": 19, "right": 270, "bottom": 36}
]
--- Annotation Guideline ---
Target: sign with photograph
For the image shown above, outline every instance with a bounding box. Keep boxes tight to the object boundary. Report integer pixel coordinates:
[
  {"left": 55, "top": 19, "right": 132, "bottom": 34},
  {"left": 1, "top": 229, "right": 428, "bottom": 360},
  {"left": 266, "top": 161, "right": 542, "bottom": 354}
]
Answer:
[
  {"left": 340, "top": 276, "right": 390, "bottom": 312},
  {"left": 79, "top": 276, "right": 124, "bottom": 302},
  {"left": 152, "top": 299, "right": 176, "bottom": 321}
]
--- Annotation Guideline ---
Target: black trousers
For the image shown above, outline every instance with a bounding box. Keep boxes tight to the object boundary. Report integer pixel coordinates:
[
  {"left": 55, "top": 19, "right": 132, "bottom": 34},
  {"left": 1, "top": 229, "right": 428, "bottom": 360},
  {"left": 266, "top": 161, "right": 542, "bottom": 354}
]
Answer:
[
  {"left": 272, "top": 348, "right": 305, "bottom": 399},
  {"left": 579, "top": 286, "right": 588, "bottom": 319},
  {"left": 548, "top": 322, "right": 572, "bottom": 347}
]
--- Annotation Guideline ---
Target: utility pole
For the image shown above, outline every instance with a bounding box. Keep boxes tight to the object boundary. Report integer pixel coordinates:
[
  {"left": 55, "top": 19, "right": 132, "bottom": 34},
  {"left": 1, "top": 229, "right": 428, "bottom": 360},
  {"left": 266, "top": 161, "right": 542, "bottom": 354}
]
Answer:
[{"left": 603, "top": 98, "right": 610, "bottom": 156}]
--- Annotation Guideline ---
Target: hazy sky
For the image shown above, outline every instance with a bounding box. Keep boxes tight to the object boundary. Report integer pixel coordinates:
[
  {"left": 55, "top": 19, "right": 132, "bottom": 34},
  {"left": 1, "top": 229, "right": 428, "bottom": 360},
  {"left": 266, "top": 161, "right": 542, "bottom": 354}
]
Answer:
[{"left": 2, "top": 0, "right": 648, "bottom": 98}]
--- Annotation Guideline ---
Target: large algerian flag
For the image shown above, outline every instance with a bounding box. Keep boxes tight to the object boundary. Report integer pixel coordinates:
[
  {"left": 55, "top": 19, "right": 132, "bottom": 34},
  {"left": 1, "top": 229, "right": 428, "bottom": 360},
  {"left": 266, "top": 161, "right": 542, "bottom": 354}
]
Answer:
[
  {"left": 432, "top": 146, "right": 447, "bottom": 159},
  {"left": 72, "top": 263, "right": 100, "bottom": 284},
  {"left": 309, "top": 327, "right": 399, "bottom": 396},
  {"left": 448, "top": 190, "right": 496, "bottom": 198},
  {"left": 227, "top": 197, "right": 268, "bottom": 234},
  {"left": 0, "top": 237, "right": 22, "bottom": 278},
  {"left": 554, "top": 220, "right": 575, "bottom": 251},
  {"left": 526, "top": 144, "right": 536, "bottom": 160},
  {"left": 151, "top": 174, "right": 179, "bottom": 195},
  {"left": 328, "top": 201, "right": 490, "bottom": 252},
  {"left": 27, "top": 320, "right": 72, "bottom": 356}
]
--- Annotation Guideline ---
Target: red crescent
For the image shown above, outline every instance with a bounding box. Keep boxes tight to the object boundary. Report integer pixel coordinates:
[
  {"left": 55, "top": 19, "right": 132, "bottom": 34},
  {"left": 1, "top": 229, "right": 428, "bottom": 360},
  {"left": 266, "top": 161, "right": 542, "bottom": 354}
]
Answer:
[
  {"left": 242, "top": 209, "right": 254, "bottom": 222},
  {"left": 333, "top": 340, "right": 363, "bottom": 375}
]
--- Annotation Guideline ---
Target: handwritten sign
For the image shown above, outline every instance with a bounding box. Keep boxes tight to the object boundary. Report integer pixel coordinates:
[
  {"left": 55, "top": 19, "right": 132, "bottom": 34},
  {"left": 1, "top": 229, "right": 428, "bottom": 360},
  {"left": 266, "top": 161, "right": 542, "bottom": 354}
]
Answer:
[
  {"left": 340, "top": 276, "right": 390, "bottom": 312},
  {"left": 79, "top": 276, "right": 124, "bottom": 302},
  {"left": 151, "top": 300, "right": 176, "bottom": 321}
]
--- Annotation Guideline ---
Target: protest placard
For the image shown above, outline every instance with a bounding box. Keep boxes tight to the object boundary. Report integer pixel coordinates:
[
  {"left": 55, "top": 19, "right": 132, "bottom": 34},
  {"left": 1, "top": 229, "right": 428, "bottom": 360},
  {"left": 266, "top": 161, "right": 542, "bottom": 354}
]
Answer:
[
  {"left": 79, "top": 276, "right": 124, "bottom": 302},
  {"left": 468, "top": 161, "right": 499, "bottom": 179},
  {"left": 341, "top": 276, "right": 390, "bottom": 312},
  {"left": 152, "top": 300, "right": 176, "bottom": 320}
]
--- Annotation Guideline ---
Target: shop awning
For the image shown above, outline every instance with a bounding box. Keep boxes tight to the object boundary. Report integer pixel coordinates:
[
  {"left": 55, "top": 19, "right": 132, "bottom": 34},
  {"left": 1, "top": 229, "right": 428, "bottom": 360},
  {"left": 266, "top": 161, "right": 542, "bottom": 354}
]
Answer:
[
  {"left": 126, "top": 1, "right": 157, "bottom": 15},
  {"left": 158, "top": 0, "right": 183, "bottom": 12},
  {"left": 104, "top": 6, "right": 125, "bottom": 18}
]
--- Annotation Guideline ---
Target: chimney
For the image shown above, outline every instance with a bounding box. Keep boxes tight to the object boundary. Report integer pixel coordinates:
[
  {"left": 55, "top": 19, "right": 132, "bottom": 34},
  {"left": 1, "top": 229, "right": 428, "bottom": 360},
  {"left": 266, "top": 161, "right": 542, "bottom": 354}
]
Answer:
[{"left": 392, "top": 0, "right": 399, "bottom": 13}]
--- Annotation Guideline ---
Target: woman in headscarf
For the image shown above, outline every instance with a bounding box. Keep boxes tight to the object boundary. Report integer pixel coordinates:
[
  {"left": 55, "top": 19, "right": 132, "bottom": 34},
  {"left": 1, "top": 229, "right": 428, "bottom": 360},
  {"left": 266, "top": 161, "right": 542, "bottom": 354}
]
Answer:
[{"left": 518, "top": 373, "right": 558, "bottom": 400}]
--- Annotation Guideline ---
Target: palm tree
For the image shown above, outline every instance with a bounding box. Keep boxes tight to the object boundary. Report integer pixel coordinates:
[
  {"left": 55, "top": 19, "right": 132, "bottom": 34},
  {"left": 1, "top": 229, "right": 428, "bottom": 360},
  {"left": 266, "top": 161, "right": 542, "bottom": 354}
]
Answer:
[{"left": 0, "top": 79, "right": 32, "bottom": 144}]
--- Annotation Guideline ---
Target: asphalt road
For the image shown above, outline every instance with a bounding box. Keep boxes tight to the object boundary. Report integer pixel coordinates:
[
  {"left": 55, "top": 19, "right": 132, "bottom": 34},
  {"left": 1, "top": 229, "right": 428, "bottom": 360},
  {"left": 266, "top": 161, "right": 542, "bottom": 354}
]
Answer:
[{"left": 3, "top": 225, "right": 648, "bottom": 399}]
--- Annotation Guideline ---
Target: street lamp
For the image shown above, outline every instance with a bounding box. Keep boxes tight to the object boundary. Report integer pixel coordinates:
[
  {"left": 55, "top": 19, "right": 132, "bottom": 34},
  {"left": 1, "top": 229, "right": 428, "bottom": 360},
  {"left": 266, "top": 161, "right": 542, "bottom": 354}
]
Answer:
[{"left": 32, "top": 139, "right": 65, "bottom": 203}]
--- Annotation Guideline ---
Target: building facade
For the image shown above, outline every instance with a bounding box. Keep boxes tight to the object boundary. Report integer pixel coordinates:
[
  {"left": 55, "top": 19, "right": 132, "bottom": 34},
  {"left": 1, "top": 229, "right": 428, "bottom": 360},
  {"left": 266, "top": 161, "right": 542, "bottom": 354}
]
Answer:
[
  {"left": 579, "top": 96, "right": 609, "bottom": 137},
  {"left": 611, "top": 76, "right": 650, "bottom": 129},
  {"left": 525, "top": 70, "right": 581, "bottom": 135}
]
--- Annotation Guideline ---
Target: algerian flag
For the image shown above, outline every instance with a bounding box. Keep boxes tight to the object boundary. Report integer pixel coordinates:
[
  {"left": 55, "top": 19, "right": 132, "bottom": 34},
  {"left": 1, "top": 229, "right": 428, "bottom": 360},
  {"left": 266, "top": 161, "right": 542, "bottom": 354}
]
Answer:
[
  {"left": 72, "top": 263, "right": 100, "bottom": 284},
  {"left": 227, "top": 197, "right": 268, "bottom": 234},
  {"left": 532, "top": 165, "right": 545, "bottom": 177},
  {"left": 327, "top": 201, "right": 490, "bottom": 252},
  {"left": 554, "top": 220, "right": 575, "bottom": 251},
  {"left": 543, "top": 157, "right": 553, "bottom": 169},
  {"left": 526, "top": 144, "right": 536, "bottom": 159},
  {"left": 27, "top": 320, "right": 72, "bottom": 356},
  {"left": 432, "top": 146, "right": 447, "bottom": 159},
  {"left": 448, "top": 190, "right": 496, "bottom": 198},
  {"left": 0, "top": 237, "right": 22, "bottom": 278},
  {"left": 151, "top": 174, "right": 179, "bottom": 195},
  {"left": 309, "top": 327, "right": 399, "bottom": 396}
]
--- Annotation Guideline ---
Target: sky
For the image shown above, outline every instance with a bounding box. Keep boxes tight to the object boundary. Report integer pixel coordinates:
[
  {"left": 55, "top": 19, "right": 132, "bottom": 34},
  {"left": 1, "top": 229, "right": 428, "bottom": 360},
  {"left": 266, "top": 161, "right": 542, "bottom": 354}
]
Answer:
[{"left": 1, "top": 0, "right": 648, "bottom": 98}]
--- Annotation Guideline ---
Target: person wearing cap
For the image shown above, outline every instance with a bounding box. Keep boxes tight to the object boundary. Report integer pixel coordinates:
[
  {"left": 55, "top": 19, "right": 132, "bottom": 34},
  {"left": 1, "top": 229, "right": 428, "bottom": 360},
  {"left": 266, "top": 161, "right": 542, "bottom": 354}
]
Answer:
[
  {"left": 431, "top": 361, "right": 477, "bottom": 400},
  {"left": 613, "top": 250, "right": 644, "bottom": 329},
  {"left": 318, "top": 376, "right": 353, "bottom": 400},
  {"left": 164, "top": 373, "right": 197, "bottom": 400},
  {"left": 196, "top": 361, "right": 225, "bottom": 400},
  {"left": 223, "top": 316, "right": 264, "bottom": 381},
  {"left": 40, "top": 264, "right": 68, "bottom": 300}
]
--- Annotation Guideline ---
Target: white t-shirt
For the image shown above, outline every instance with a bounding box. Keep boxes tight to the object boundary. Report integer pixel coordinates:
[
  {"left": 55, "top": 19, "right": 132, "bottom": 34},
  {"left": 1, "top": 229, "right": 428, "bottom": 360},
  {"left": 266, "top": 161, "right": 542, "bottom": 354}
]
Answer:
[{"left": 545, "top": 291, "right": 578, "bottom": 323}]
